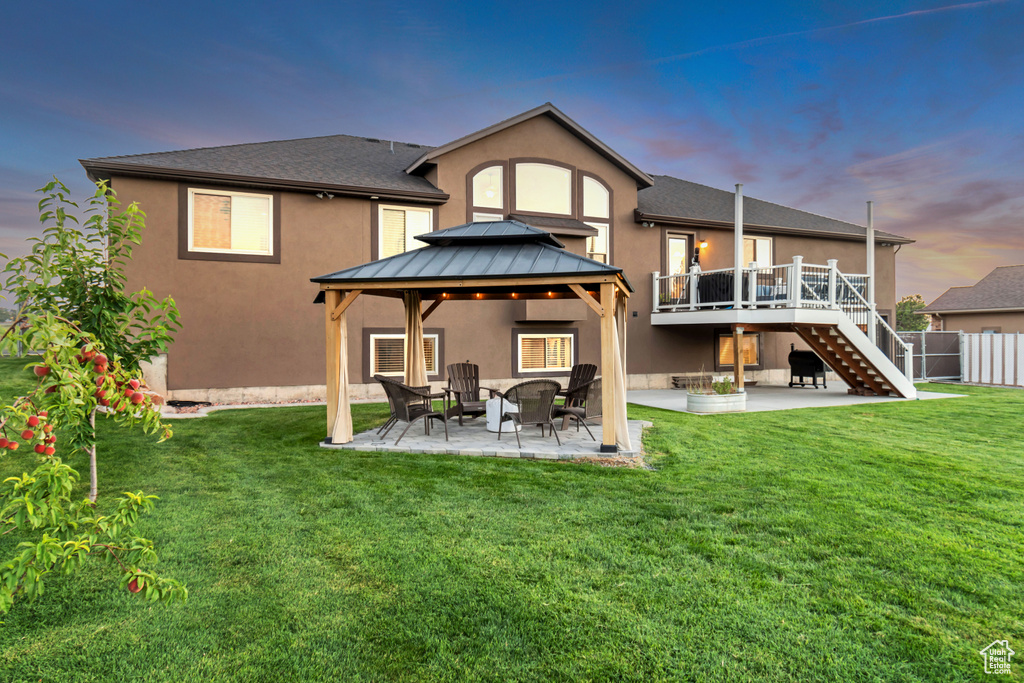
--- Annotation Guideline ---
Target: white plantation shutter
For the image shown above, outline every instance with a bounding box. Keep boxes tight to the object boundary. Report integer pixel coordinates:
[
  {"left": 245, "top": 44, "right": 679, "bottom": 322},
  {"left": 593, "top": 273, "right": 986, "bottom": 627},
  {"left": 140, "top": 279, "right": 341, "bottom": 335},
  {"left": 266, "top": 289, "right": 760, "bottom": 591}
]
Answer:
[
  {"left": 718, "top": 334, "right": 759, "bottom": 366},
  {"left": 189, "top": 190, "right": 272, "bottom": 255},
  {"left": 405, "top": 209, "right": 430, "bottom": 251},
  {"left": 519, "top": 335, "right": 573, "bottom": 372},
  {"left": 381, "top": 209, "right": 406, "bottom": 258},
  {"left": 372, "top": 335, "right": 438, "bottom": 376},
  {"left": 230, "top": 195, "right": 271, "bottom": 252}
]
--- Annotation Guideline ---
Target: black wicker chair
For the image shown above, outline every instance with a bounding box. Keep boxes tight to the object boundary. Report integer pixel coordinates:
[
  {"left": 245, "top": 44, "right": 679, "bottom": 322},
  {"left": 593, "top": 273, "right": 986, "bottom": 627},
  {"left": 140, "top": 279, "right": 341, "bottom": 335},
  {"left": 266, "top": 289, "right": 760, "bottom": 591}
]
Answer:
[
  {"left": 444, "top": 363, "right": 498, "bottom": 426},
  {"left": 375, "top": 376, "right": 448, "bottom": 446},
  {"left": 553, "top": 378, "right": 602, "bottom": 441},
  {"left": 496, "top": 379, "right": 562, "bottom": 448},
  {"left": 373, "top": 374, "right": 398, "bottom": 436}
]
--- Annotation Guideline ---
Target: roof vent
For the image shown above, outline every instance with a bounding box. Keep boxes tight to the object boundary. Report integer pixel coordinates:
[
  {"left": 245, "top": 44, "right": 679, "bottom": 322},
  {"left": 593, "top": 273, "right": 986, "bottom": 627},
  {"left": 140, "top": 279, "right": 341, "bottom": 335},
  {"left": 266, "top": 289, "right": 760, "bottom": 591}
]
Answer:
[{"left": 365, "top": 138, "right": 381, "bottom": 143}]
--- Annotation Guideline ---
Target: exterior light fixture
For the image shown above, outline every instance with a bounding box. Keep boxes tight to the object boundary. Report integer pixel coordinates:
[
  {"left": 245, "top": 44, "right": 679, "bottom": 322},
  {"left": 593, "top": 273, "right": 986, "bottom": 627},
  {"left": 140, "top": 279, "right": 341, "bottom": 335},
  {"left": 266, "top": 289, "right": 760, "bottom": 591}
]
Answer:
[{"left": 699, "top": 240, "right": 709, "bottom": 249}]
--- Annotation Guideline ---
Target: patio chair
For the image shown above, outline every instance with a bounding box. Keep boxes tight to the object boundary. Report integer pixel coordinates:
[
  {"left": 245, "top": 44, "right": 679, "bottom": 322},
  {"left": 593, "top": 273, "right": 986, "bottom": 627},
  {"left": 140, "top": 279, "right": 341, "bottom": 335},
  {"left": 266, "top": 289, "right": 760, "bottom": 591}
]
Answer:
[
  {"left": 556, "top": 363, "right": 597, "bottom": 407},
  {"left": 375, "top": 375, "right": 448, "bottom": 446},
  {"left": 496, "top": 379, "right": 562, "bottom": 448},
  {"left": 553, "top": 378, "right": 602, "bottom": 441},
  {"left": 444, "top": 363, "right": 498, "bottom": 426},
  {"left": 373, "top": 374, "right": 398, "bottom": 436}
]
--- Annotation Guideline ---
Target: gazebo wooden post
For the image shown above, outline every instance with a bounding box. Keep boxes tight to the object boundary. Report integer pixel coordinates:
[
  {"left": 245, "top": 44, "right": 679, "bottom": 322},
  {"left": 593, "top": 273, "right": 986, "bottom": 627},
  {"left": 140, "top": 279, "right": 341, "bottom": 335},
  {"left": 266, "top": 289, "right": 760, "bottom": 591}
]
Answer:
[
  {"left": 324, "top": 289, "right": 342, "bottom": 438},
  {"left": 600, "top": 282, "right": 617, "bottom": 452}
]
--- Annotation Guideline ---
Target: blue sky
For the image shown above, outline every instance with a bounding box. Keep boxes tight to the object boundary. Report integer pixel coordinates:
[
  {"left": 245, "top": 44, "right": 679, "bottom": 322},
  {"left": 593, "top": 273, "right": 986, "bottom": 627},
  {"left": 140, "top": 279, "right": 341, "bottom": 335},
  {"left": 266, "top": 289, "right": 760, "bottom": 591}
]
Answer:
[{"left": 2, "top": 0, "right": 1022, "bottom": 301}]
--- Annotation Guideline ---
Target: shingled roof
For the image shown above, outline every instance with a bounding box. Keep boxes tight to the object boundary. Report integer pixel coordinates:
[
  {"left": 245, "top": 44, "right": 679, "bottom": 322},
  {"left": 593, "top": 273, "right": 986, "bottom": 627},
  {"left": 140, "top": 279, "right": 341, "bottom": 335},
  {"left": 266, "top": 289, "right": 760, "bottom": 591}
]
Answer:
[
  {"left": 921, "top": 265, "right": 1024, "bottom": 313},
  {"left": 311, "top": 220, "right": 630, "bottom": 290},
  {"left": 81, "top": 134, "right": 446, "bottom": 200},
  {"left": 637, "top": 175, "right": 911, "bottom": 244}
]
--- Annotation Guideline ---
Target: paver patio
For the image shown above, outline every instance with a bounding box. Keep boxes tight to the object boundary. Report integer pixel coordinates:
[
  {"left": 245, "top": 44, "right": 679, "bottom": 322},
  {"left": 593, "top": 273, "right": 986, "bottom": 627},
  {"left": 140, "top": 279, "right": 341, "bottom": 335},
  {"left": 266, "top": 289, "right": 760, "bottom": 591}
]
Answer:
[{"left": 321, "top": 415, "right": 649, "bottom": 460}]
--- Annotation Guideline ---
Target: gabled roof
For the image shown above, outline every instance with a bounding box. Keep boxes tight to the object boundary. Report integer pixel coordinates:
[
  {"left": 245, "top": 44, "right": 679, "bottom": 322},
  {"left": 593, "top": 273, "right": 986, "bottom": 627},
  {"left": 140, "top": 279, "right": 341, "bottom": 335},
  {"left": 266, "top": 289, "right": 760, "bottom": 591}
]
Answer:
[
  {"left": 405, "top": 103, "right": 655, "bottom": 189},
  {"left": 637, "top": 175, "right": 912, "bottom": 244},
  {"left": 311, "top": 220, "right": 630, "bottom": 289},
  {"left": 81, "top": 135, "right": 446, "bottom": 201},
  {"left": 921, "top": 265, "right": 1024, "bottom": 313}
]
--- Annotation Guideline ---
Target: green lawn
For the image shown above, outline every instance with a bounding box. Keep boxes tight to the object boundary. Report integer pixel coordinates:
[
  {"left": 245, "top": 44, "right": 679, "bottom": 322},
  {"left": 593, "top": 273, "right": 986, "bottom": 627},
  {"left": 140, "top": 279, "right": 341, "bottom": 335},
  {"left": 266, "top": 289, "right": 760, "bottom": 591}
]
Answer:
[{"left": 0, "top": 357, "right": 1021, "bottom": 681}]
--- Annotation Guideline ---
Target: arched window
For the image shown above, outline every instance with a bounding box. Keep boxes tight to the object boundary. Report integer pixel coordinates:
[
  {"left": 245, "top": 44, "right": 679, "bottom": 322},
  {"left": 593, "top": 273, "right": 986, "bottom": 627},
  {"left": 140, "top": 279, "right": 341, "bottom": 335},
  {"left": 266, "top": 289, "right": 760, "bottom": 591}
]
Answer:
[
  {"left": 582, "top": 176, "right": 609, "bottom": 219},
  {"left": 514, "top": 162, "right": 572, "bottom": 215},
  {"left": 472, "top": 166, "right": 503, "bottom": 209}
]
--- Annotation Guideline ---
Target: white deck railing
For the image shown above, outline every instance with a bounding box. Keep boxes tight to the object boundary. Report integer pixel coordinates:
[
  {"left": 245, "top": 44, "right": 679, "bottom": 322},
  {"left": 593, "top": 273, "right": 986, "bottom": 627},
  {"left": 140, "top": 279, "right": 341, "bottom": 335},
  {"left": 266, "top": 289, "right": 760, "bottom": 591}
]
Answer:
[{"left": 651, "top": 256, "right": 912, "bottom": 381}]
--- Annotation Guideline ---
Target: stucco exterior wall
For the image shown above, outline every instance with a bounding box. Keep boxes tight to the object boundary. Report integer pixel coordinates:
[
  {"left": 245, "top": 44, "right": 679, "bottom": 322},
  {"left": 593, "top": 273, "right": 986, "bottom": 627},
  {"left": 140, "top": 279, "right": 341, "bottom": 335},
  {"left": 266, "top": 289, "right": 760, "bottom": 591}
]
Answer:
[
  {"left": 112, "top": 116, "right": 903, "bottom": 399},
  {"left": 938, "top": 311, "right": 1024, "bottom": 333}
]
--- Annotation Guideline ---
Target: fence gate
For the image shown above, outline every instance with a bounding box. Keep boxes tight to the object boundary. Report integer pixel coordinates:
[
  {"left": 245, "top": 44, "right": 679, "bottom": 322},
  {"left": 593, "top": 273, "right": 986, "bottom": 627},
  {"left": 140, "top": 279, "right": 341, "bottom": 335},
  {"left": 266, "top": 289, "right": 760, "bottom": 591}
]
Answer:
[
  {"left": 961, "top": 332, "right": 1024, "bottom": 387},
  {"left": 898, "top": 331, "right": 962, "bottom": 381}
]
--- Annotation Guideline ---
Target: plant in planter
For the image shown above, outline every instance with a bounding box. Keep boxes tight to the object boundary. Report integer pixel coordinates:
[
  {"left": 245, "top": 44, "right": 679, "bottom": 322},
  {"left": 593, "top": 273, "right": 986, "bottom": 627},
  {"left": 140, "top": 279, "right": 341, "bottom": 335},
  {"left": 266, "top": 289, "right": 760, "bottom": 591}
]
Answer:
[{"left": 686, "top": 368, "right": 747, "bottom": 413}]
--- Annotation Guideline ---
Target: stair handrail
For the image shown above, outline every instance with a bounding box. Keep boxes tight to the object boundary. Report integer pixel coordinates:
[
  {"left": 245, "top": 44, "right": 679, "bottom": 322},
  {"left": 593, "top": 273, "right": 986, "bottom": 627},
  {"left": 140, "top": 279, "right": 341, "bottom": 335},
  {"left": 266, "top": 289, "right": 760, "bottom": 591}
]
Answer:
[{"left": 834, "top": 269, "right": 912, "bottom": 378}]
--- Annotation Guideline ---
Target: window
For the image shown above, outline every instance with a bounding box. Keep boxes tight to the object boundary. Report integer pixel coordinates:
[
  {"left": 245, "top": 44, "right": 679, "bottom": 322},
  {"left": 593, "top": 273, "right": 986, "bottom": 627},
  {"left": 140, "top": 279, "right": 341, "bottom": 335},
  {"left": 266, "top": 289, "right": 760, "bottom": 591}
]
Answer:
[
  {"left": 188, "top": 189, "right": 273, "bottom": 255},
  {"left": 518, "top": 333, "right": 574, "bottom": 373},
  {"left": 666, "top": 234, "right": 691, "bottom": 276},
  {"left": 744, "top": 236, "right": 772, "bottom": 268},
  {"left": 370, "top": 333, "right": 438, "bottom": 376},
  {"left": 582, "top": 176, "right": 609, "bottom": 219},
  {"left": 473, "top": 212, "right": 504, "bottom": 222},
  {"left": 472, "top": 166, "right": 503, "bottom": 209},
  {"left": 515, "top": 162, "right": 572, "bottom": 215},
  {"left": 716, "top": 332, "right": 761, "bottom": 368},
  {"left": 379, "top": 205, "right": 432, "bottom": 259},
  {"left": 585, "top": 223, "right": 608, "bottom": 263}
]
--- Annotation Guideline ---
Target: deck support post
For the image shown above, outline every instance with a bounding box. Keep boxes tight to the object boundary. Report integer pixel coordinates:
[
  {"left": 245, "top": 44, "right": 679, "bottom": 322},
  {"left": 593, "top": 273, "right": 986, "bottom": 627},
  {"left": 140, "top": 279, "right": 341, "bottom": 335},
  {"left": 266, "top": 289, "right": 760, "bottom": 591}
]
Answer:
[
  {"left": 600, "top": 282, "right": 617, "bottom": 452},
  {"left": 733, "top": 325, "right": 745, "bottom": 392},
  {"left": 734, "top": 184, "right": 744, "bottom": 309},
  {"left": 866, "top": 201, "right": 877, "bottom": 345}
]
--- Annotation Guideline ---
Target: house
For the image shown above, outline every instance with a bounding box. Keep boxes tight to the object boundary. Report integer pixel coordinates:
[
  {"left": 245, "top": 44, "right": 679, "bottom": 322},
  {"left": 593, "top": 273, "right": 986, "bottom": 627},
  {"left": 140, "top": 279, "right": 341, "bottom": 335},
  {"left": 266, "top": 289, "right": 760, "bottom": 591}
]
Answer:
[
  {"left": 79, "top": 103, "right": 915, "bottom": 404},
  {"left": 921, "top": 265, "right": 1024, "bottom": 333}
]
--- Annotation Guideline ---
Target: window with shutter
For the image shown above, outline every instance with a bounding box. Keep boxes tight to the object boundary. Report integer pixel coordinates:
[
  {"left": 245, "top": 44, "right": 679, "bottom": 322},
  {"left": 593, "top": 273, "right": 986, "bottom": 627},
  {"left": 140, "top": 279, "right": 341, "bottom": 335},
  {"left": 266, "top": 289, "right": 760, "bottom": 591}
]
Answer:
[
  {"left": 717, "top": 333, "right": 760, "bottom": 367},
  {"left": 370, "top": 334, "right": 438, "bottom": 376},
  {"left": 517, "top": 334, "right": 573, "bottom": 373},
  {"left": 188, "top": 189, "right": 273, "bottom": 255},
  {"left": 379, "top": 205, "right": 432, "bottom": 259}
]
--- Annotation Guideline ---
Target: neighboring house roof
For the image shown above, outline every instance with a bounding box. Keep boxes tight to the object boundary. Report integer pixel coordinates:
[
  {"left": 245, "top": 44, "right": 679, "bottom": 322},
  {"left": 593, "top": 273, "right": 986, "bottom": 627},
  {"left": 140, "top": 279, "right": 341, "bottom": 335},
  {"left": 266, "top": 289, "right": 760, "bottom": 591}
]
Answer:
[
  {"left": 921, "top": 265, "right": 1024, "bottom": 313},
  {"left": 637, "top": 175, "right": 912, "bottom": 244},
  {"left": 404, "top": 103, "right": 655, "bottom": 189},
  {"left": 311, "top": 220, "right": 630, "bottom": 290},
  {"left": 81, "top": 135, "right": 447, "bottom": 201}
]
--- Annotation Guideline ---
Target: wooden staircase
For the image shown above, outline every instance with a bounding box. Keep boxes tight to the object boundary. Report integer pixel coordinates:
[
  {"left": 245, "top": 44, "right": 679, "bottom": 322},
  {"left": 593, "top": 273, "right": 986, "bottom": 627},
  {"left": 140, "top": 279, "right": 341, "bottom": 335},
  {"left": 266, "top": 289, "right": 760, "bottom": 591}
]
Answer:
[{"left": 793, "top": 324, "right": 910, "bottom": 398}]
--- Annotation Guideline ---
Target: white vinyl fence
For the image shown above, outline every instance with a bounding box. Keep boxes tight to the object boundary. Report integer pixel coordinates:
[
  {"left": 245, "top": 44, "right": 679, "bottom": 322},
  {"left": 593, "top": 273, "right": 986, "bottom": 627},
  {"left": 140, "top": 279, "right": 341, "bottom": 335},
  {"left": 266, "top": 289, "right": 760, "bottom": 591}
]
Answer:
[{"left": 962, "top": 332, "right": 1024, "bottom": 387}]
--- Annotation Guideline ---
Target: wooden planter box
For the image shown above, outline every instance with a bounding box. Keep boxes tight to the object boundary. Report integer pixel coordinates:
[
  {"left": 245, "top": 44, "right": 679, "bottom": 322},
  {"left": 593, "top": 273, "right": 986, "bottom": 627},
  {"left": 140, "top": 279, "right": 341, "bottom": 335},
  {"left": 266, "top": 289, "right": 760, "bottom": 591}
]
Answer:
[{"left": 686, "top": 392, "right": 747, "bottom": 414}]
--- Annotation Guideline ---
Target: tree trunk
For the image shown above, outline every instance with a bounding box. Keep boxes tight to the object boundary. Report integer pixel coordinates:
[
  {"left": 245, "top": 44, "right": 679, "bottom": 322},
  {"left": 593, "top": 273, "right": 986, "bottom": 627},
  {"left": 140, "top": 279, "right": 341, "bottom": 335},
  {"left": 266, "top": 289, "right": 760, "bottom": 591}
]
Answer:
[{"left": 88, "top": 408, "right": 98, "bottom": 503}]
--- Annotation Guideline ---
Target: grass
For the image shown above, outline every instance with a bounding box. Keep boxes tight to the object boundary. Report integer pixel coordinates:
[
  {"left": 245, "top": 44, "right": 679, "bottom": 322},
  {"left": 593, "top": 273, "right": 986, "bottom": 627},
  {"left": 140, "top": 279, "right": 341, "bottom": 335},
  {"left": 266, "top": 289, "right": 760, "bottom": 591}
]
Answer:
[{"left": 0, "top": 357, "right": 1021, "bottom": 681}]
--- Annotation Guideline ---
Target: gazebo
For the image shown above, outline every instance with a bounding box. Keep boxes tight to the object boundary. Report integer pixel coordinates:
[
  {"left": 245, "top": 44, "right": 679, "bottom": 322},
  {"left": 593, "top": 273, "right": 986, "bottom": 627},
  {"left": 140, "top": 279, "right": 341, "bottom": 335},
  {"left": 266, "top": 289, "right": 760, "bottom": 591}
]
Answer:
[{"left": 311, "top": 220, "right": 634, "bottom": 453}]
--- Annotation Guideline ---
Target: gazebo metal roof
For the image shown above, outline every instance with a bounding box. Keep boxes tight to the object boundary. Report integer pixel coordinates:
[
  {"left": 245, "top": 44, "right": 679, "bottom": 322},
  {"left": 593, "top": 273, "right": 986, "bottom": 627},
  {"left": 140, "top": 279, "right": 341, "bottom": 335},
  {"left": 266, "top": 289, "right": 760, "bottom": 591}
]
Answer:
[{"left": 311, "top": 220, "right": 632, "bottom": 291}]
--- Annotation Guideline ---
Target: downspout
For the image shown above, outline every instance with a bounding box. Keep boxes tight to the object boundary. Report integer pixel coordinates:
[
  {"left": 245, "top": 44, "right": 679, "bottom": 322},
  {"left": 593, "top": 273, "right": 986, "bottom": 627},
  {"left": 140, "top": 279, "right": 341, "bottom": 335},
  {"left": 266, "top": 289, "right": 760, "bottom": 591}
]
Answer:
[{"left": 734, "top": 184, "right": 744, "bottom": 309}]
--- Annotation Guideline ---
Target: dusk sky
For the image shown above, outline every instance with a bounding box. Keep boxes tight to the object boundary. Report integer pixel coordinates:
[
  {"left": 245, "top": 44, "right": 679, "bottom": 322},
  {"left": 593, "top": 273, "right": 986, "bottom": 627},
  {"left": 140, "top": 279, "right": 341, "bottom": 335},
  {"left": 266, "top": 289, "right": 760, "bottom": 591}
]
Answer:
[{"left": 2, "top": 0, "right": 1022, "bottom": 302}]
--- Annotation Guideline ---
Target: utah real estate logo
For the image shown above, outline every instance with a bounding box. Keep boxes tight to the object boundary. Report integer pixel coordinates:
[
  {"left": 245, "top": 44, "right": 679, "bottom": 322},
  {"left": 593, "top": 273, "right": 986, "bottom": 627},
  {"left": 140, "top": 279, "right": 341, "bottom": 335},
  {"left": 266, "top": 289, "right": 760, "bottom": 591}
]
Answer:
[{"left": 980, "top": 640, "right": 1014, "bottom": 675}]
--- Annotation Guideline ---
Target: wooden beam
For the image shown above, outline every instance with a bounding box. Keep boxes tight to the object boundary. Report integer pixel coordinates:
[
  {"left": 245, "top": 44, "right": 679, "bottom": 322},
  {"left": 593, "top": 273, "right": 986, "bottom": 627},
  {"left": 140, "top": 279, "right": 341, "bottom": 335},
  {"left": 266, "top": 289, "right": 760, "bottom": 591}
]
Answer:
[
  {"left": 600, "top": 282, "right": 617, "bottom": 451},
  {"left": 319, "top": 273, "right": 624, "bottom": 291},
  {"left": 331, "top": 289, "right": 362, "bottom": 320},
  {"left": 733, "top": 326, "right": 745, "bottom": 392},
  {"left": 324, "top": 289, "right": 342, "bottom": 437},
  {"left": 569, "top": 284, "right": 604, "bottom": 317},
  {"left": 421, "top": 296, "right": 444, "bottom": 322}
]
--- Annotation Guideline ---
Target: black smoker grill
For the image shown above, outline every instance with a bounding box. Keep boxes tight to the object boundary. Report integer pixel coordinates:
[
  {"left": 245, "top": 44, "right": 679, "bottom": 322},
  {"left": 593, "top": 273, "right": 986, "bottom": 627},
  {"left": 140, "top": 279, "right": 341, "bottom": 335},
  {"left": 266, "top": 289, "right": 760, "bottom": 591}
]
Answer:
[{"left": 788, "top": 343, "right": 827, "bottom": 389}]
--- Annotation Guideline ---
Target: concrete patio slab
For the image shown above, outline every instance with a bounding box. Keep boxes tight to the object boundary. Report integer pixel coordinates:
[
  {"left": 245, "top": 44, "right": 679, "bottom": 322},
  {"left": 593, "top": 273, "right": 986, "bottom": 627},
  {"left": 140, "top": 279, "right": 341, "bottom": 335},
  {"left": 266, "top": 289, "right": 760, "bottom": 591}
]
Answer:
[
  {"left": 321, "top": 416, "right": 651, "bottom": 460},
  {"left": 627, "top": 384, "right": 964, "bottom": 414}
]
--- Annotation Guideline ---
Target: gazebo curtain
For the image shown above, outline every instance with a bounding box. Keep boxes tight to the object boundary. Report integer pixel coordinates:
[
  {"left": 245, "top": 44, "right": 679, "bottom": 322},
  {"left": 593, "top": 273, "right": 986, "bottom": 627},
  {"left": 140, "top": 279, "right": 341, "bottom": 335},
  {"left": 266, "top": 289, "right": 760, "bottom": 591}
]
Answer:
[
  {"left": 330, "top": 306, "right": 353, "bottom": 444},
  {"left": 612, "top": 305, "right": 632, "bottom": 451},
  {"left": 403, "top": 290, "right": 428, "bottom": 386}
]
